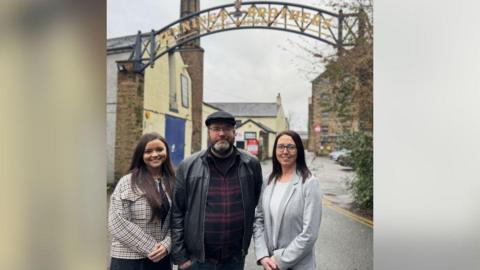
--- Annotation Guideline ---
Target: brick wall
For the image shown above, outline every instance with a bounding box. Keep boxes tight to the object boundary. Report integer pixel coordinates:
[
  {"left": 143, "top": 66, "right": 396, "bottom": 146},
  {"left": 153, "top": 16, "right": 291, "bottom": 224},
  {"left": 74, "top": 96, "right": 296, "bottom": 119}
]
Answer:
[
  {"left": 307, "top": 97, "right": 314, "bottom": 152},
  {"left": 114, "top": 61, "right": 144, "bottom": 181},
  {"left": 179, "top": 0, "right": 203, "bottom": 153},
  {"left": 180, "top": 48, "right": 204, "bottom": 154},
  {"left": 310, "top": 80, "right": 323, "bottom": 155}
]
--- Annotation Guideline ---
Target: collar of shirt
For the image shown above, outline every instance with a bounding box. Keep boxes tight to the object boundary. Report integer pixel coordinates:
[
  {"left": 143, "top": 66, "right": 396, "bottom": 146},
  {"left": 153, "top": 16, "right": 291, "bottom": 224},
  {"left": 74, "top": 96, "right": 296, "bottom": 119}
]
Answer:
[{"left": 207, "top": 146, "right": 240, "bottom": 175}]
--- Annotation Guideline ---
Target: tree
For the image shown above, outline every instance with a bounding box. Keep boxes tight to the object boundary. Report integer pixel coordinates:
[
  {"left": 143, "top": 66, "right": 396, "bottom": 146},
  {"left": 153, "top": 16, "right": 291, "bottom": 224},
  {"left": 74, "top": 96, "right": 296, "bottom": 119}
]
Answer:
[{"left": 316, "top": 1, "right": 373, "bottom": 209}]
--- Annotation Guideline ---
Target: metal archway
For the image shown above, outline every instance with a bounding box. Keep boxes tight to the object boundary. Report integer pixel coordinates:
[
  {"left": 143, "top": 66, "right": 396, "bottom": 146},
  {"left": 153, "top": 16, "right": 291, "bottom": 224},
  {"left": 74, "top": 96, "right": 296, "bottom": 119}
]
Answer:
[{"left": 127, "top": 1, "right": 366, "bottom": 72}]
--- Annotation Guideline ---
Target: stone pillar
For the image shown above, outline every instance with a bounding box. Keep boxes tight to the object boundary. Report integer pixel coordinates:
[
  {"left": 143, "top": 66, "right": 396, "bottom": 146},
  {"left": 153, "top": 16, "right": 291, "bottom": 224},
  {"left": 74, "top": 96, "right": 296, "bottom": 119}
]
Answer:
[
  {"left": 181, "top": 0, "right": 200, "bottom": 16},
  {"left": 114, "top": 61, "right": 144, "bottom": 181}
]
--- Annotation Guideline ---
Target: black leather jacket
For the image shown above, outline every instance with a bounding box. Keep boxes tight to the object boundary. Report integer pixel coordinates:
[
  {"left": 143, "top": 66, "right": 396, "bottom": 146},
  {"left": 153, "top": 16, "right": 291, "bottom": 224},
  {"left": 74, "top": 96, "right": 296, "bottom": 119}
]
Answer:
[{"left": 171, "top": 148, "right": 263, "bottom": 264}]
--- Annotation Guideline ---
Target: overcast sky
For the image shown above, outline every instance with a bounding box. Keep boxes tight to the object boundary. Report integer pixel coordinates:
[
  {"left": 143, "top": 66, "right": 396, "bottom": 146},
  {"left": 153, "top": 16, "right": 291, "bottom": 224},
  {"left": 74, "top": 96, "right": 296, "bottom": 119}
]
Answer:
[{"left": 107, "top": 0, "right": 339, "bottom": 131}]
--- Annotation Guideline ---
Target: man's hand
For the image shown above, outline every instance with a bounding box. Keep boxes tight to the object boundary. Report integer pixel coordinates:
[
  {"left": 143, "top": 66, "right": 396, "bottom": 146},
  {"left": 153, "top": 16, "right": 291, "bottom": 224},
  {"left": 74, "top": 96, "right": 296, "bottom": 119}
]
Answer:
[
  {"left": 147, "top": 243, "right": 167, "bottom": 262},
  {"left": 178, "top": 259, "right": 192, "bottom": 269},
  {"left": 259, "top": 256, "right": 278, "bottom": 270}
]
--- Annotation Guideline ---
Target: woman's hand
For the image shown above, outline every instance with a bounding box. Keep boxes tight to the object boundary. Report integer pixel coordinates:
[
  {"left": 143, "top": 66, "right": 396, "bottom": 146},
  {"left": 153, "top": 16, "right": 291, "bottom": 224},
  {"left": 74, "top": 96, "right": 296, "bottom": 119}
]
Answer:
[
  {"left": 260, "top": 256, "right": 278, "bottom": 270},
  {"left": 147, "top": 243, "right": 167, "bottom": 262}
]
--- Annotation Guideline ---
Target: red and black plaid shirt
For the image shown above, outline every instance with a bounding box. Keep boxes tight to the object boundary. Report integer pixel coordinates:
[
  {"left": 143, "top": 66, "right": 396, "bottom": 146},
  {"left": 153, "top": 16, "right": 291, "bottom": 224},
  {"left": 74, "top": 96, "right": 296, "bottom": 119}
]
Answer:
[{"left": 204, "top": 149, "right": 245, "bottom": 262}]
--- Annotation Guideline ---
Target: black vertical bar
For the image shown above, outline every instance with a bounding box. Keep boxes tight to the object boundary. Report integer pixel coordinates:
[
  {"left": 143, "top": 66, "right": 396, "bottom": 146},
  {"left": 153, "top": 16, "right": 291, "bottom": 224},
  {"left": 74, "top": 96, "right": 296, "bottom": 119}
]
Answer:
[
  {"left": 337, "top": 9, "right": 344, "bottom": 54},
  {"left": 301, "top": 7, "right": 304, "bottom": 30},
  {"left": 358, "top": 8, "right": 366, "bottom": 43},
  {"left": 318, "top": 12, "right": 321, "bottom": 39},
  {"left": 149, "top": 30, "right": 156, "bottom": 68},
  {"left": 134, "top": 30, "right": 143, "bottom": 72},
  {"left": 268, "top": 3, "right": 271, "bottom": 25}
]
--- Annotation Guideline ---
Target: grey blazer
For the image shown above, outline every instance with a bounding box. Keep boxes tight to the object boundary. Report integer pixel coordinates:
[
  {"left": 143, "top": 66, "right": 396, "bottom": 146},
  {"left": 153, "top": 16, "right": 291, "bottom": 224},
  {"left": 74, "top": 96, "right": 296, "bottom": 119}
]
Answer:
[{"left": 253, "top": 173, "right": 322, "bottom": 270}]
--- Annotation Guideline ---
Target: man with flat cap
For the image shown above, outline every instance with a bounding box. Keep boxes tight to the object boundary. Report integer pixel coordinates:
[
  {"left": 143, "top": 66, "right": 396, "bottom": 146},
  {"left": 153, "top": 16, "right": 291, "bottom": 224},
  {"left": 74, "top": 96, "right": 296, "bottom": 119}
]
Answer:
[{"left": 171, "top": 111, "right": 263, "bottom": 270}]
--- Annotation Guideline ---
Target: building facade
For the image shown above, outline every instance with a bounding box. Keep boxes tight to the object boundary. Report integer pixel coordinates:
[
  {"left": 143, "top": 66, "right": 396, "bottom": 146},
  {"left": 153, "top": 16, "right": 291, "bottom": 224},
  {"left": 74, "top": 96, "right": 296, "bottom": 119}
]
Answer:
[
  {"left": 107, "top": 35, "right": 193, "bottom": 183},
  {"left": 235, "top": 119, "right": 276, "bottom": 160},
  {"left": 143, "top": 51, "right": 193, "bottom": 167},
  {"left": 308, "top": 73, "right": 358, "bottom": 155},
  {"left": 107, "top": 35, "right": 136, "bottom": 184}
]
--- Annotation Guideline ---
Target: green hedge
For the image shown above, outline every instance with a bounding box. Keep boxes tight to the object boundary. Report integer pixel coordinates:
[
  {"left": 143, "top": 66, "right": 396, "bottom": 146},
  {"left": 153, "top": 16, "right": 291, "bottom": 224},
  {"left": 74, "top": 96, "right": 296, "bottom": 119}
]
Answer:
[{"left": 340, "top": 131, "right": 373, "bottom": 209}]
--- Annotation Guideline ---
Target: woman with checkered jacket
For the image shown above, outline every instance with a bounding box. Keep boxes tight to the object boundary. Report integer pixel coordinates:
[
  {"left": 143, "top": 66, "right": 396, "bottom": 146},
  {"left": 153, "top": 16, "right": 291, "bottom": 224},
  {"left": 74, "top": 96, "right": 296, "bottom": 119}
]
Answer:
[{"left": 108, "top": 132, "right": 175, "bottom": 270}]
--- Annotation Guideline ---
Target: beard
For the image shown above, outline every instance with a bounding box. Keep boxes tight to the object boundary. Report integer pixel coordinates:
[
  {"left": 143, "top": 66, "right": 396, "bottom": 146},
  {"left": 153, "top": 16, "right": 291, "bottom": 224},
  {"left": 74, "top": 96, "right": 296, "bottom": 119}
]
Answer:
[{"left": 211, "top": 139, "right": 233, "bottom": 155}]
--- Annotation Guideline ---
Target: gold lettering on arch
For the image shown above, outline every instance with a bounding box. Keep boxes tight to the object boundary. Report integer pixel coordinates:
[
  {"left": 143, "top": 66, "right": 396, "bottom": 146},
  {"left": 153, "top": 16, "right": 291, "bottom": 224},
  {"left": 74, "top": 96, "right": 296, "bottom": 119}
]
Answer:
[
  {"left": 311, "top": 14, "right": 321, "bottom": 26},
  {"left": 157, "top": 4, "right": 337, "bottom": 44},
  {"left": 302, "top": 11, "right": 311, "bottom": 23},
  {"left": 280, "top": 7, "right": 288, "bottom": 19},
  {"left": 247, "top": 7, "right": 256, "bottom": 17},
  {"left": 269, "top": 7, "right": 279, "bottom": 22},
  {"left": 258, "top": 7, "right": 267, "bottom": 18},
  {"left": 190, "top": 16, "right": 199, "bottom": 29},
  {"left": 289, "top": 10, "right": 300, "bottom": 21},
  {"left": 181, "top": 20, "right": 191, "bottom": 32}
]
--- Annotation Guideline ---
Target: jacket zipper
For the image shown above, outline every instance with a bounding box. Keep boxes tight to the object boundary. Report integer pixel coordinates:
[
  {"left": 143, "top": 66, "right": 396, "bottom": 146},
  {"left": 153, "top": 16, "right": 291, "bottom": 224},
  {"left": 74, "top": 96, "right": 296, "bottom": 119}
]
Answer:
[{"left": 200, "top": 159, "right": 209, "bottom": 262}]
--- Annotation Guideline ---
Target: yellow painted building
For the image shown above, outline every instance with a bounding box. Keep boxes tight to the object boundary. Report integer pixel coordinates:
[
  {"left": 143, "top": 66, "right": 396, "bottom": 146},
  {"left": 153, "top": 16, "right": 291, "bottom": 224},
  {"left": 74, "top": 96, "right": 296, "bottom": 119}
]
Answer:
[
  {"left": 107, "top": 34, "right": 193, "bottom": 180},
  {"left": 143, "top": 52, "right": 193, "bottom": 165},
  {"left": 235, "top": 119, "right": 276, "bottom": 160}
]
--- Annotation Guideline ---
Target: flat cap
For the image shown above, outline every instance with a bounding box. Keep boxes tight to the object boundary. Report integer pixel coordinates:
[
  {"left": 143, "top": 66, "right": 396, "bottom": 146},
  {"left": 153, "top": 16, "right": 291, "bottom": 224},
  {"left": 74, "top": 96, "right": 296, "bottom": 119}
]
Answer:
[{"left": 205, "top": 111, "right": 236, "bottom": 127}]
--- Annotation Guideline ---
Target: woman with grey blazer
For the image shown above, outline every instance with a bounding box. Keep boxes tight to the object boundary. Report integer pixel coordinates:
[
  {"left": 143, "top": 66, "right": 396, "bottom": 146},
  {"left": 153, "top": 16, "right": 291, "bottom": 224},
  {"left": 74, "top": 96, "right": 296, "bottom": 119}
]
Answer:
[{"left": 254, "top": 130, "right": 322, "bottom": 270}]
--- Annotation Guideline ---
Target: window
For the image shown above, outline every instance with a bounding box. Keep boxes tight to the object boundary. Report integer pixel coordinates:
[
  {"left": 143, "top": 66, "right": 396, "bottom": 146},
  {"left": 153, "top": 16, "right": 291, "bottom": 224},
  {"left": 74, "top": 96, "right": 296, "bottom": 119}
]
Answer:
[
  {"left": 244, "top": 132, "right": 256, "bottom": 140},
  {"left": 168, "top": 54, "right": 178, "bottom": 112},
  {"left": 169, "top": 87, "right": 178, "bottom": 112},
  {"left": 236, "top": 141, "right": 245, "bottom": 149},
  {"left": 181, "top": 74, "right": 189, "bottom": 108},
  {"left": 321, "top": 125, "right": 329, "bottom": 134}
]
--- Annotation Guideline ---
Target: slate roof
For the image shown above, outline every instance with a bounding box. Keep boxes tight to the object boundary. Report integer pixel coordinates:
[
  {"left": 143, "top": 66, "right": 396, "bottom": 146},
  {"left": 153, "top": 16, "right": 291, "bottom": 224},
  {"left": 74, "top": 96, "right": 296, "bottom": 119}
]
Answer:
[
  {"left": 107, "top": 34, "right": 137, "bottom": 52},
  {"left": 236, "top": 119, "right": 276, "bottom": 134},
  {"left": 207, "top": 102, "right": 278, "bottom": 117},
  {"left": 202, "top": 102, "right": 223, "bottom": 111}
]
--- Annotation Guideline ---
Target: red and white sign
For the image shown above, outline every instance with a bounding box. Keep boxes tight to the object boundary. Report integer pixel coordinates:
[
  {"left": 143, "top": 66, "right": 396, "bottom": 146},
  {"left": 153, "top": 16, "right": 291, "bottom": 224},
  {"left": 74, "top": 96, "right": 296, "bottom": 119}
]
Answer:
[
  {"left": 246, "top": 139, "right": 259, "bottom": 155},
  {"left": 314, "top": 124, "right": 321, "bottom": 133}
]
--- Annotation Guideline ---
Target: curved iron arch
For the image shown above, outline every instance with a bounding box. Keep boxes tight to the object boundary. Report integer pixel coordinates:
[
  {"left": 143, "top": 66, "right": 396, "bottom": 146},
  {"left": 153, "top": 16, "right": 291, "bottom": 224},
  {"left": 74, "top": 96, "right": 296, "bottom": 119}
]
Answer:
[{"left": 128, "top": 1, "right": 364, "bottom": 72}]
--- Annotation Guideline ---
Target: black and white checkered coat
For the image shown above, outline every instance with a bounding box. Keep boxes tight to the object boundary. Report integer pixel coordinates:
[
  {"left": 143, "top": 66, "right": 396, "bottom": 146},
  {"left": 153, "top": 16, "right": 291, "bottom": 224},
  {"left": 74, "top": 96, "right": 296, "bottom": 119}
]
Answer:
[{"left": 108, "top": 173, "right": 171, "bottom": 259}]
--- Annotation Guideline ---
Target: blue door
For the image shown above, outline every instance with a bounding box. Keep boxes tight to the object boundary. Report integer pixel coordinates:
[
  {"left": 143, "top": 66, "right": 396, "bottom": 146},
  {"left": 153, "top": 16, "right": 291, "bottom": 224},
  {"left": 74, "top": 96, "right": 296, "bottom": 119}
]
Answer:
[{"left": 165, "top": 115, "right": 185, "bottom": 167}]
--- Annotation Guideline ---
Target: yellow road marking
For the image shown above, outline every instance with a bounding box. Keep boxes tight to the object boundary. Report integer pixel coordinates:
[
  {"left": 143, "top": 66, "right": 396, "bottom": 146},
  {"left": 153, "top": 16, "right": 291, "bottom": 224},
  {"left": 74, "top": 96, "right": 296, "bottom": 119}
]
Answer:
[{"left": 322, "top": 197, "right": 374, "bottom": 228}]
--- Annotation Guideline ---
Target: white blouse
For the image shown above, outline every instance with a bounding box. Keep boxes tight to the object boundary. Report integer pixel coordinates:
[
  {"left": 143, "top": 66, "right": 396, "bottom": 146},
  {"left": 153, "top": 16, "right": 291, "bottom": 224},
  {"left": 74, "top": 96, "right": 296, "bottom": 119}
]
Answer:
[{"left": 269, "top": 181, "right": 289, "bottom": 247}]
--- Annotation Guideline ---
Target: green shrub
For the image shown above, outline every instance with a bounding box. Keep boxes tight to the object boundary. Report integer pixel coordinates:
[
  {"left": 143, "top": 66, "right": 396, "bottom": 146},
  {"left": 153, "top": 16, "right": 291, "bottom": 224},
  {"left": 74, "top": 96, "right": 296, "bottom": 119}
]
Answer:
[{"left": 340, "top": 131, "right": 373, "bottom": 209}]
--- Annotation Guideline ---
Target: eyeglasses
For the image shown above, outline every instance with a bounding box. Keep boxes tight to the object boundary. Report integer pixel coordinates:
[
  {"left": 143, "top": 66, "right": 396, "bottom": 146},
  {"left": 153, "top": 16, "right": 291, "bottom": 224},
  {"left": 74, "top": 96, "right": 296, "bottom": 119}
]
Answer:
[
  {"left": 209, "top": 126, "right": 234, "bottom": 133},
  {"left": 276, "top": 144, "right": 297, "bottom": 152}
]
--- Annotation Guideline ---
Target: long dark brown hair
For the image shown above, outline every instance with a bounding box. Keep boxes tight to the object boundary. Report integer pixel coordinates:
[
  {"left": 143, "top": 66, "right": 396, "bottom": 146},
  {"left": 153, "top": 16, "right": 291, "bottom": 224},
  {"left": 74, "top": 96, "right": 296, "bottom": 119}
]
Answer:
[
  {"left": 129, "top": 132, "right": 175, "bottom": 225},
  {"left": 268, "top": 130, "right": 312, "bottom": 184}
]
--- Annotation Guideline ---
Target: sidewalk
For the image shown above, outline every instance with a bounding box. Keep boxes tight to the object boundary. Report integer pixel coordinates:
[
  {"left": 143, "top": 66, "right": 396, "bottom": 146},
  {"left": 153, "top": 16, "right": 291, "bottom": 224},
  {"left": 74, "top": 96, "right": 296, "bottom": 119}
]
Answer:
[
  {"left": 306, "top": 151, "right": 354, "bottom": 208},
  {"left": 305, "top": 151, "right": 373, "bottom": 220}
]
